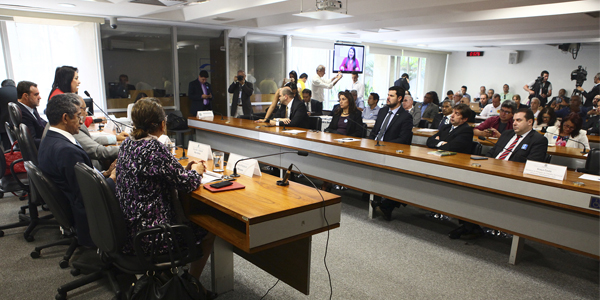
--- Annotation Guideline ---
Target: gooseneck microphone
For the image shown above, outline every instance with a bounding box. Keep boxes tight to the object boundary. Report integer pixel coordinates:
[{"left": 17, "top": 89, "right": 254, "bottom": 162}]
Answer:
[
  {"left": 543, "top": 131, "right": 589, "bottom": 154},
  {"left": 229, "top": 150, "right": 309, "bottom": 178},
  {"left": 83, "top": 91, "right": 132, "bottom": 132},
  {"left": 212, "top": 111, "right": 225, "bottom": 120},
  {"left": 276, "top": 163, "right": 294, "bottom": 186}
]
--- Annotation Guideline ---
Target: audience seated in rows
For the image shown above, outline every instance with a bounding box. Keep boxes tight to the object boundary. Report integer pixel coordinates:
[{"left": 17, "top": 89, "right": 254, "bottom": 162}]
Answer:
[
  {"left": 513, "top": 94, "right": 529, "bottom": 110},
  {"left": 421, "top": 91, "right": 439, "bottom": 120},
  {"left": 533, "top": 107, "right": 559, "bottom": 131},
  {"left": 500, "top": 84, "right": 513, "bottom": 102},
  {"left": 529, "top": 97, "right": 541, "bottom": 119},
  {"left": 555, "top": 95, "right": 589, "bottom": 119},
  {"left": 460, "top": 86, "right": 471, "bottom": 101},
  {"left": 432, "top": 100, "right": 453, "bottom": 129},
  {"left": 403, "top": 95, "right": 421, "bottom": 127},
  {"left": 426, "top": 103, "right": 474, "bottom": 154},
  {"left": 473, "top": 101, "right": 515, "bottom": 138},
  {"left": 480, "top": 94, "right": 502, "bottom": 118},
  {"left": 362, "top": 93, "right": 380, "bottom": 120},
  {"left": 301, "top": 88, "right": 323, "bottom": 116}
]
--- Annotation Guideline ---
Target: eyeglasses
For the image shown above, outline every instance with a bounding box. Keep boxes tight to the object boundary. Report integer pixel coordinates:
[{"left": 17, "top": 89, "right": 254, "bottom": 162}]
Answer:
[{"left": 499, "top": 109, "right": 512, "bottom": 114}]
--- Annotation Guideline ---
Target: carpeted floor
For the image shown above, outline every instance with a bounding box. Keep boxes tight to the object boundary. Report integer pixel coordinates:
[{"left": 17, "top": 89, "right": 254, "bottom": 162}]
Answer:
[{"left": 0, "top": 183, "right": 598, "bottom": 300}]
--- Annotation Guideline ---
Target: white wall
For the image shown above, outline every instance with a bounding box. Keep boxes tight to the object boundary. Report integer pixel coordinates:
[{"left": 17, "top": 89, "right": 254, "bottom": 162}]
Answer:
[{"left": 445, "top": 45, "right": 600, "bottom": 99}]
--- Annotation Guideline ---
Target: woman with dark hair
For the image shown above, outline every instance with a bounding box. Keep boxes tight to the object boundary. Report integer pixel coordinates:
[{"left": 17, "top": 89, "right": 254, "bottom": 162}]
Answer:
[
  {"left": 324, "top": 91, "right": 363, "bottom": 137},
  {"left": 48, "top": 66, "right": 80, "bottom": 101},
  {"left": 339, "top": 47, "right": 360, "bottom": 72},
  {"left": 533, "top": 107, "right": 559, "bottom": 130},
  {"left": 115, "top": 98, "right": 216, "bottom": 299},
  {"left": 544, "top": 112, "right": 589, "bottom": 149},
  {"left": 282, "top": 70, "right": 298, "bottom": 88}
]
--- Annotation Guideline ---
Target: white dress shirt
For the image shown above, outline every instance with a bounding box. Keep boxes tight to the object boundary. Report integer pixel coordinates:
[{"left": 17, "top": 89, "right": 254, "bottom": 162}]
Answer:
[{"left": 311, "top": 75, "right": 334, "bottom": 102}]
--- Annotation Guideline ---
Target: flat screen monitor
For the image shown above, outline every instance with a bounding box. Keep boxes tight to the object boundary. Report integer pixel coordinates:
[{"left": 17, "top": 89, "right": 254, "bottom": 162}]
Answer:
[
  {"left": 333, "top": 43, "right": 364, "bottom": 73},
  {"left": 83, "top": 98, "right": 94, "bottom": 116}
]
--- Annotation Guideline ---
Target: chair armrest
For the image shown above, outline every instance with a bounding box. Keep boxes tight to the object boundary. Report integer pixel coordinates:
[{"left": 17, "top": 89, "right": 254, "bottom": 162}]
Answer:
[
  {"left": 132, "top": 224, "right": 199, "bottom": 271},
  {"left": 10, "top": 158, "right": 28, "bottom": 190}
]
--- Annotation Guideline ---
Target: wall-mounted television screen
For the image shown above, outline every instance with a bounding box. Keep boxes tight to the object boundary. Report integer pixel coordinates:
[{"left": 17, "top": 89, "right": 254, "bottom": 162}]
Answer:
[{"left": 333, "top": 43, "right": 364, "bottom": 73}]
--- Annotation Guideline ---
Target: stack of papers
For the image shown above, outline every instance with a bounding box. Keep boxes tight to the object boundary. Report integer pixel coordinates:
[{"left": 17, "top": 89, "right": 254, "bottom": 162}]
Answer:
[{"left": 201, "top": 171, "right": 223, "bottom": 184}]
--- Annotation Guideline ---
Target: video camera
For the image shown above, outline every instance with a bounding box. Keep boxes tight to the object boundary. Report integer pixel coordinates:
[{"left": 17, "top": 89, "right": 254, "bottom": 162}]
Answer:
[{"left": 571, "top": 65, "right": 587, "bottom": 87}]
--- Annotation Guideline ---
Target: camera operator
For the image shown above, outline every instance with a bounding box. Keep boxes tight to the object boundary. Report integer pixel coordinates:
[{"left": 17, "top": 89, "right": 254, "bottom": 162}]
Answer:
[
  {"left": 394, "top": 73, "right": 410, "bottom": 92},
  {"left": 576, "top": 72, "right": 600, "bottom": 108},
  {"left": 228, "top": 70, "right": 254, "bottom": 117},
  {"left": 523, "top": 70, "right": 552, "bottom": 107}
]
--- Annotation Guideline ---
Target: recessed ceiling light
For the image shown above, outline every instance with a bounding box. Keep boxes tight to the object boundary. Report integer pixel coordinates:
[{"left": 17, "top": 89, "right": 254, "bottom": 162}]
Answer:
[
  {"left": 293, "top": 11, "right": 352, "bottom": 20},
  {"left": 59, "top": 3, "right": 76, "bottom": 7}
]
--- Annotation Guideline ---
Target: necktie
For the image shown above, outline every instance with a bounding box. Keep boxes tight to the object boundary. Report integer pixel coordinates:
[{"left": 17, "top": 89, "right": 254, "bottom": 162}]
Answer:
[
  {"left": 33, "top": 108, "right": 46, "bottom": 127},
  {"left": 286, "top": 105, "right": 289, "bottom": 119},
  {"left": 376, "top": 111, "right": 393, "bottom": 142},
  {"left": 439, "top": 116, "right": 447, "bottom": 129},
  {"left": 498, "top": 135, "right": 522, "bottom": 160},
  {"left": 75, "top": 140, "right": 83, "bottom": 149},
  {"left": 201, "top": 83, "right": 208, "bottom": 105}
]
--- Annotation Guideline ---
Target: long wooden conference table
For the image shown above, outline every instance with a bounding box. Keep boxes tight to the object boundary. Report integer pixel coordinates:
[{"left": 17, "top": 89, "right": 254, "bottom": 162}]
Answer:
[
  {"left": 177, "top": 150, "right": 341, "bottom": 295},
  {"left": 187, "top": 116, "right": 599, "bottom": 265}
]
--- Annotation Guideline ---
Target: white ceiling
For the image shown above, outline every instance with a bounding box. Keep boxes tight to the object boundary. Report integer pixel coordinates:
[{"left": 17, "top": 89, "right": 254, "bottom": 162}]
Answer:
[{"left": 0, "top": 0, "right": 598, "bottom": 51}]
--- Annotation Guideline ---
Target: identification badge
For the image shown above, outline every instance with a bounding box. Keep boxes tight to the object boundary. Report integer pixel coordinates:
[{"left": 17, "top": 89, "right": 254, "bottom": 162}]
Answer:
[
  {"left": 521, "top": 144, "right": 528, "bottom": 150},
  {"left": 344, "top": 119, "right": 348, "bottom": 123}
]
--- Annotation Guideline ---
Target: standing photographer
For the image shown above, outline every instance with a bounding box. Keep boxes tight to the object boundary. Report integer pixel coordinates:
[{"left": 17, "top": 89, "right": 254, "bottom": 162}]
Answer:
[
  {"left": 523, "top": 70, "right": 552, "bottom": 107},
  {"left": 577, "top": 72, "right": 600, "bottom": 107},
  {"left": 394, "top": 73, "right": 410, "bottom": 92},
  {"left": 228, "top": 70, "right": 254, "bottom": 117}
]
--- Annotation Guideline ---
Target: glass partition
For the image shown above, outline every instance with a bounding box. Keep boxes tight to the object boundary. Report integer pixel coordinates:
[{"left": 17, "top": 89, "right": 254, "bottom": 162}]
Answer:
[{"left": 247, "top": 34, "right": 284, "bottom": 114}]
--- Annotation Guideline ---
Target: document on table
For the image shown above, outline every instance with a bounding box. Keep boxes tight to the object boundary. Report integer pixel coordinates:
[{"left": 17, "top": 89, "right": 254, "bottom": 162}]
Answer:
[
  {"left": 416, "top": 129, "right": 437, "bottom": 132},
  {"left": 579, "top": 174, "right": 600, "bottom": 181},
  {"left": 283, "top": 130, "right": 306, "bottom": 134},
  {"left": 201, "top": 171, "right": 223, "bottom": 184},
  {"left": 334, "top": 138, "right": 361, "bottom": 142}
]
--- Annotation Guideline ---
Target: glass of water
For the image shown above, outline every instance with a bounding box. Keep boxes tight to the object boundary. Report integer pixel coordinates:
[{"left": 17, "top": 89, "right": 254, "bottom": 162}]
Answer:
[
  {"left": 213, "top": 151, "right": 224, "bottom": 172},
  {"left": 168, "top": 137, "right": 176, "bottom": 155}
]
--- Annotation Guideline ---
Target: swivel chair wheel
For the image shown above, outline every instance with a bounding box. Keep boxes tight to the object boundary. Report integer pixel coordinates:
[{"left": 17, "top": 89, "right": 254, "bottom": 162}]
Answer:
[
  {"left": 59, "top": 259, "right": 69, "bottom": 269},
  {"left": 55, "top": 292, "right": 66, "bottom": 300},
  {"left": 24, "top": 235, "right": 34, "bottom": 242},
  {"left": 30, "top": 250, "right": 40, "bottom": 259},
  {"left": 70, "top": 268, "right": 81, "bottom": 276},
  {"left": 0, "top": 231, "right": 4, "bottom": 237}
]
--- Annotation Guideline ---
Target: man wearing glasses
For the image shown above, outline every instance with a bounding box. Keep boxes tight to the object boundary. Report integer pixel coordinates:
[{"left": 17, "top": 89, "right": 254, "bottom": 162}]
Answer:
[
  {"left": 16, "top": 81, "right": 47, "bottom": 147},
  {"left": 473, "top": 101, "right": 516, "bottom": 138}
]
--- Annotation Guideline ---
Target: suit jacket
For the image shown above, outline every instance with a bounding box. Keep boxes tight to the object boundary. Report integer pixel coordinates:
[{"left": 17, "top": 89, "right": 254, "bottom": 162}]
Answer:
[
  {"left": 426, "top": 123, "right": 474, "bottom": 154},
  {"left": 421, "top": 103, "right": 439, "bottom": 120},
  {"left": 228, "top": 81, "right": 254, "bottom": 116},
  {"left": 17, "top": 102, "right": 47, "bottom": 148},
  {"left": 0, "top": 86, "right": 17, "bottom": 134},
  {"left": 325, "top": 110, "right": 364, "bottom": 137},
  {"left": 73, "top": 124, "right": 119, "bottom": 168},
  {"left": 432, "top": 113, "right": 451, "bottom": 129},
  {"left": 273, "top": 99, "right": 310, "bottom": 129},
  {"left": 38, "top": 130, "right": 114, "bottom": 247},
  {"left": 306, "top": 99, "right": 323, "bottom": 116},
  {"left": 408, "top": 105, "right": 421, "bottom": 127},
  {"left": 486, "top": 129, "right": 548, "bottom": 163},
  {"left": 582, "top": 84, "right": 600, "bottom": 107},
  {"left": 188, "top": 79, "right": 213, "bottom": 117},
  {"left": 368, "top": 106, "right": 413, "bottom": 145}
]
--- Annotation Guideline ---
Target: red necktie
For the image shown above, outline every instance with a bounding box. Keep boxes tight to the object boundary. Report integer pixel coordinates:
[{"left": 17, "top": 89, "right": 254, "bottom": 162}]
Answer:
[{"left": 498, "top": 135, "right": 522, "bottom": 160}]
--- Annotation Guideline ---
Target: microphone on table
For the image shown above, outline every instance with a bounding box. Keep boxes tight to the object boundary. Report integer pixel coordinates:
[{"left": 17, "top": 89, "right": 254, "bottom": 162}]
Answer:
[
  {"left": 276, "top": 163, "right": 294, "bottom": 186},
  {"left": 84, "top": 91, "right": 132, "bottom": 133},
  {"left": 229, "top": 150, "right": 309, "bottom": 178},
  {"left": 212, "top": 112, "right": 225, "bottom": 120},
  {"left": 543, "top": 131, "right": 588, "bottom": 154},
  {"left": 177, "top": 145, "right": 188, "bottom": 161},
  {"left": 343, "top": 115, "right": 367, "bottom": 138}
]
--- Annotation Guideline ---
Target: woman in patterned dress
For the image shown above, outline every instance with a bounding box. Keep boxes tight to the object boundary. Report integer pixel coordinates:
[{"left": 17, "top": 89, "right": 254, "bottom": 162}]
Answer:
[{"left": 115, "top": 98, "right": 216, "bottom": 297}]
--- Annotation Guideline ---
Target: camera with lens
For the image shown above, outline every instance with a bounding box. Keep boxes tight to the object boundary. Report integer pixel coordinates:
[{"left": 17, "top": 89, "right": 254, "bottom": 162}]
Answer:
[
  {"left": 571, "top": 65, "right": 587, "bottom": 87},
  {"left": 237, "top": 75, "right": 244, "bottom": 82}
]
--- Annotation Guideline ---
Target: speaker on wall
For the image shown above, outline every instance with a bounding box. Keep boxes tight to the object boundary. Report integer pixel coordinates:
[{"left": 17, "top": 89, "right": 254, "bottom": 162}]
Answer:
[{"left": 508, "top": 51, "right": 519, "bottom": 64}]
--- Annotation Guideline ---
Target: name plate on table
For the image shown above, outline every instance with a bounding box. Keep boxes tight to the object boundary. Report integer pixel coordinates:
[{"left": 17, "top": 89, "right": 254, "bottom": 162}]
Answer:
[
  {"left": 187, "top": 141, "right": 213, "bottom": 161},
  {"left": 197, "top": 111, "right": 214, "bottom": 119},
  {"left": 104, "top": 119, "right": 116, "bottom": 133},
  {"left": 523, "top": 160, "right": 567, "bottom": 181},
  {"left": 227, "top": 153, "right": 262, "bottom": 177}
]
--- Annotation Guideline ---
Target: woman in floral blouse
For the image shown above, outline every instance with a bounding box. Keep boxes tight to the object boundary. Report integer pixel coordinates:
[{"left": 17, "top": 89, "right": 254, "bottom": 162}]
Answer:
[{"left": 115, "top": 98, "right": 215, "bottom": 298}]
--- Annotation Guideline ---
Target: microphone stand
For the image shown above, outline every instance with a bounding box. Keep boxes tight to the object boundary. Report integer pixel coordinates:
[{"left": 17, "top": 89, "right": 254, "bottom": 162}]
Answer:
[
  {"left": 544, "top": 131, "right": 588, "bottom": 154},
  {"left": 276, "top": 163, "right": 294, "bottom": 186},
  {"left": 84, "top": 91, "right": 132, "bottom": 133},
  {"left": 229, "top": 150, "right": 308, "bottom": 178}
]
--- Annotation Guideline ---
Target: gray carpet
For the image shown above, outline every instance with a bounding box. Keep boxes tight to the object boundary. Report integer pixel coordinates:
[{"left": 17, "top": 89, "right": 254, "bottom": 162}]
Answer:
[{"left": 0, "top": 185, "right": 598, "bottom": 300}]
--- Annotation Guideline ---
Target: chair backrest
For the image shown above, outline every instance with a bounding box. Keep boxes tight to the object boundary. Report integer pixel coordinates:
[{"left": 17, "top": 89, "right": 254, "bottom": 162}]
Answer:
[
  {"left": 418, "top": 119, "right": 430, "bottom": 128},
  {"left": 4, "top": 122, "right": 17, "bottom": 147},
  {"left": 544, "top": 154, "right": 552, "bottom": 163},
  {"left": 24, "top": 161, "right": 74, "bottom": 230},
  {"left": 17, "top": 123, "right": 38, "bottom": 165},
  {"left": 74, "top": 162, "right": 127, "bottom": 254},
  {"left": 470, "top": 141, "right": 482, "bottom": 156},
  {"left": 584, "top": 148, "right": 600, "bottom": 175},
  {"left": 8, "top": 102, "right": 22, "bottom": 129},
  {"left": 308, "top": 116, "right": 321, "bottom": 131}
]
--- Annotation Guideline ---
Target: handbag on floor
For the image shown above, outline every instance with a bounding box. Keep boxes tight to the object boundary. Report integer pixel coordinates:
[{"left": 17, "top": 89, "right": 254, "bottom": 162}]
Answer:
[
  {"left": 127, "top": 224, "right": 206, "bottom": 300},
  {"left": 4, "top": 141, "right": 25, "bottom": 176}
]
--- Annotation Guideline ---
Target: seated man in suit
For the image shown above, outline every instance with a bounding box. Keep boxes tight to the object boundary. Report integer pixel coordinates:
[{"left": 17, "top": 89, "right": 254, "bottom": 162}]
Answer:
[
  {"left": 301, "top": 89, "right": 323, "bottom": 116},
  {"left": 369, "top": 86, "right": 413, "bottom": 220},
  {"left": 0, "top": 79, "right": 17, "bottom": 149},
  {"left": 473, "top": 101, "right": 515, "bottom": 138},
  {"left": 188, "top": 70, "right": 213, "bottom": 117},
  {"left": 38, "top": 93, "right": 116, "bottom": 247},
  {"left": 73, "top": 95, "right": 121, "bottom": 171},
  {"left": 421, "top": 91, "right": 439, "bottom": 120},
  {"left": 402, "top": 94, "right": 421, "bottom": 127},
  {"left": 426, "top": 103, "right": 474, "bottom": 154},
  {"left": 16, "top": 81, "right": 47, "bottom": 148},
  {"left": 268, "top": 87, "right": 309, "bottom": 129},
  {"left": 432, "top": 100, "right": 453, "bottom": 129}
]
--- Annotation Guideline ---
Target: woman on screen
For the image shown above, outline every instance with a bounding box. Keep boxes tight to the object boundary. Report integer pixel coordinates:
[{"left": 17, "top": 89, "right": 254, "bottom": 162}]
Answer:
[{"left": 339, "top": 47, "right": 360, "bottom": 72}]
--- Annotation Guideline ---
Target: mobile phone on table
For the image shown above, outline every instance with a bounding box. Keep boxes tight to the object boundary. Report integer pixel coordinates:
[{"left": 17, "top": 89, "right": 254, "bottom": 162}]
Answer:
[{"left": 210, "top": 181, "right": 233, "bottom": 189}]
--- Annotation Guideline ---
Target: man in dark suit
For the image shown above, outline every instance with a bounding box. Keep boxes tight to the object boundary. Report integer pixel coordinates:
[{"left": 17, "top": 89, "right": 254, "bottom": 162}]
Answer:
[
  {"left": 16, "top": 81, "right": 47, "bottom": 148},
  {"left": 38, "top": 93, "right": 116, "bottom": 247},
  {"left": 0, "top": 79, "right": 17, "bottom": 149},
  {"left": 486, "top": 108, "right": 548, "bottom": 163},
  {"left": 432, "top": 100, "right": 453, "bottom": 129},
  {"left": 368, "top": 86, "right": 413, "bottom": 145},
  {"left": 228, "top": 70, "right": 254, "bottom": 117},
  {"left": 369, "top": 86, "right": 413, "bottom": 220},
  {"left": 188, "top": 70, "right": 213, "bottom": 117},
  {"left": 301, "top": 89, "right": 323, "bottom": 116},
  {"left": 393, "top": 73, "right": 410, "bottom": 92},
  {"left": 426, "top": 103, "right": 474, "bottom": 154},
  {"left": 268, "top": 87, "right": 309, "bottom": 128},
  {"left": 577, "top": 72, "right": 599, "bottom": 107}
]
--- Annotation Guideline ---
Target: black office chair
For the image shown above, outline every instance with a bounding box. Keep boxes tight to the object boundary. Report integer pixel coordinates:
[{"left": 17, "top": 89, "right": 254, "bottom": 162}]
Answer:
[
  {"left": 168, "top": 110, "right": 193, "bottom": 148},
  {"left": 470, "top": 141, "right": 483, "bottom": 156},
  {"left": 24, "top": 161, "right": 79, "bottom": 268},
  {"left": 576, "top": 148, "right": 599, "bottom": 175},
  {"left": 4, "top": 122, "right": 18, "bottom": 148},
  {"left": 308, "top": 116, "right": 322, "bottom": 131},
  {"left": 8, "top": 102, "right": 22, "bottom": 133},
  {"left": 418, "top": 119, "right": 430, "bottom": 128},
  {"left": 0, "top": 144, "right": 31, "bottom": 237},
  {"left": 55, "top": 162, "right": 200, "bottom": 300},
  {"left": 544, "top": 154, "right": 552, "bottom": 163}
]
